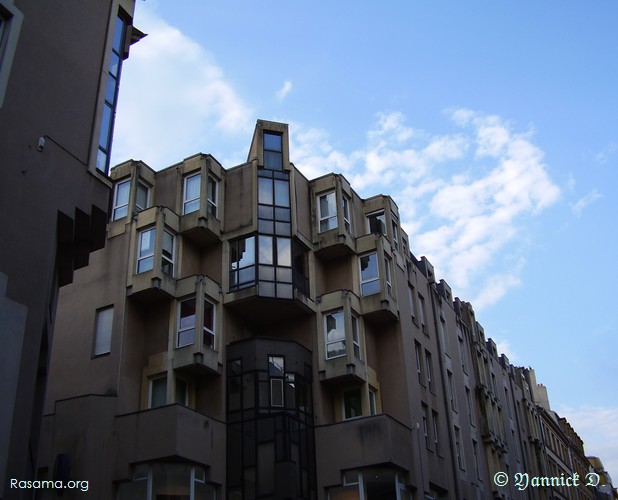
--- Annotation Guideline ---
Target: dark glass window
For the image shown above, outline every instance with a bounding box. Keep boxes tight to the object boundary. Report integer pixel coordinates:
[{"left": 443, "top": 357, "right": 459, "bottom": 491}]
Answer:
[
  {"left": 263, "top": 131, "right": 283, "bottom": 170},
  {"left": 229, "top": 236, "right": 256, "bottom": 290}
]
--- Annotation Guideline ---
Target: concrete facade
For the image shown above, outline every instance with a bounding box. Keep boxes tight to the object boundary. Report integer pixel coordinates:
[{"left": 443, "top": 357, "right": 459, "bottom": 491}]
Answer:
[
  {"left": 0, "top": 1, "right": 139, "bottom": 497},
  {"left": 40, "top": 120, "right": 608, "bottom": 500}
]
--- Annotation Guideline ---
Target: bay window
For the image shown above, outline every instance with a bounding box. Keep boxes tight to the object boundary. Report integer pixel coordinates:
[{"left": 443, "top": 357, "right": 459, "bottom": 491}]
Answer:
[
  {"left": 137, "top": 228, "right": 155, "bottom": 273},
  {"left": 229, "top": 236, "right": 256, "bottom": 290},
  {"left": 325, "top": 310, "right": 345, "bottom": 359},
  {"left": 112, "top": 179, "right": 130, "bottom": 220},
  {"left": 359, "top": 252, "right": 380, "bottom": 296},
  {"left": 318, "top": 191, "right": 337, "bottom": 232},
  {"left": 183, "top": 173, "right": 200, "bottom": 214},
  {"left": 161, "top": 230, "right": 175, "bottom": 276},
  {"left": 366, "top": 210, "right": 386, "bottom": 235}
]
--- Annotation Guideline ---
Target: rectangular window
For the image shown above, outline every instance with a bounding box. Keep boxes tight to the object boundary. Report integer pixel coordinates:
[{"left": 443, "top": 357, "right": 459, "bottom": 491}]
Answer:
[
  {"left": 93, "top": 306, "right": 113, "bottom": 356},
  {"left": 161, "top": 230, "right": 175, "bottom": 276},
  {"left": 366, "top": 210, "right": 386, "bottom": 234},
  {"left": 0, "top": 2, "right": 23, "bottom": 107},
  {"left": 391, "top": 213, "right": 399, "bottom": 250},
  {"left": 342, "top": 196, "right": 351, "bottom": 233},
  {"left": 459, "top": 336, "right": 467, "bottom": 373},
  {"left": 135, "top": 181, "right": 149, "bottom": 212},
  {"left": 359, "top": 252, "right": 380, "bottom": 296},
  {"left": 175, "top": 378, "right": 188, "bottom": 405},
  {"left": 418, "top": 294, "right": 426, "bottom": 330},
  {"left": 97, "top": 15, "right": 127, "bottom": 173},
  {"left": 149, "top": 376, "right": 167, "bottom": 408},
  {"left": 369, "top": 388, "right": 377, "bottom": 415},
  {"left": 408, "top": 285, "right": 416, "bottom": 319},
  {"left": 229, "top": 236, "right": 256, "bottom": 290},
  {"left": 455, "top": 427, "right": 465, "bottom": 469},
  {"left": 207, "top": 175, "right": 218, "bottom": 217},
  {"left": 448, "top": 371, "right": 457, "bottom": 410},
  {"left": 415, "top": 342, "right": 424, "bottom": 384},
  {"left": 318, "top": 191, "right": 337, "bottom": 232},
  {"left": 422, "top": 404, "right": 430, "bottom": 449},
  {"left": 268, "top": 356, "right": 285, "bottom": 407},
  {"left": 177, "top": 298, "right": 196, "bottom": 347},
  {"left": 263, "top": 131, "right": 283, "bottom": 170},
  {"left": 343, "top": 388, "right": 362, "bottom": 419},
  {"left": 384, "top": 257, "right": 393, "bottom": 297},
  {"left": 432, "top": 411, "right": 440, "bottom": 454},
  {"left": 136, "top": 228, "right": 155, "bottom": 273},
  {"left": 325, "top": 310, "right": 345, "bottom": 359},
  {"left": 351, "top": 315, "right": 361, "bottom": 359},
  {"left": 425, "top": 350, "right": 433, "bottom": 392},
  {"left": 473, "top": 440, "right": 480, "bottom": 478},
  {"left": 183, "top": 173, "right": 201, "bottom": 214},
  {"left": 203, "top": 299, "right": 215, "bottom": 349},
  {"left": 112, "top": 179, "right": 130, "bottom": 220}
]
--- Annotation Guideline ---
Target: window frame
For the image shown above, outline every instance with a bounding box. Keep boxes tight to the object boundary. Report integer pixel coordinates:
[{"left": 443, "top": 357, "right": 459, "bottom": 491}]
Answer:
[
  {"left": 317, "top": 191, "right": 337, "bottom": 233},
  {"left": 366, "top": 210, "right": 386, "bottom": 235},
  {"left": 342, "top": 195, "right": 352, "bottom": 233},
  {"left": 324, "top": 309, "right": 346, "bottom": 360},
  {"left": 93, "top": 306, "right": 114, "bottom": 357},
  {"left": 342, "top": 387, "right": 362, "bottom": 420},
  {"left": 112, "top": 179, "right": 130, "bottom": 220},
  {"left": 161, "top": 229, "right": 175, "bottom": 276},
  {"left": 263, "top": 131, "right": 283, "bottom": 170},
  {"left": 359, "top": 252, "right": 380, "bottom": 296},
  {"left": 203, "top": 298, "right": 216, "bottom": 349},
  {"left": 177, "top": 297, "right": 197, "bottom": 348},
  {"left": 136, "top": 227, "right": 155, "bottom": 273},
  {"left": 148, "top": 375, "right": 167, "bottom": 409},
  {"left": 391, "top": 212, "right": 399, "bottom": 250},
  {"left": 229, "top": 235, "right": 256, "bottom": 291},
  {"left": 183, "top": 172, "right": 201, "bottom": 214},
  {"left": 206, "top": 175, "right": 218, "bottom": 217},
  {"left": 135, "top": 180, "right": 150, "bottom": 213}
]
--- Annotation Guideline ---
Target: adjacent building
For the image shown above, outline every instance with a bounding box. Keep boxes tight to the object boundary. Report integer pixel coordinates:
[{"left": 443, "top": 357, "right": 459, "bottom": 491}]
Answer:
[
  {"left": 40, "top": 120, "right": 609, "bottom": 499},
  {"left": 0, "top": 1, "right": 141, "bottom": 497}
]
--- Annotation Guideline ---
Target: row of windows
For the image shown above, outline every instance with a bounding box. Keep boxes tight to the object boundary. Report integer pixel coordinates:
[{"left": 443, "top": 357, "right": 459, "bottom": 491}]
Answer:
[{"left": 112, "top": 172, "right": 219, "bottom": 221}]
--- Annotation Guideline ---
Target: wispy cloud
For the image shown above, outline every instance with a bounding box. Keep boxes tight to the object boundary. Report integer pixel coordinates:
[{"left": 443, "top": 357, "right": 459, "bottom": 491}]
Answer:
[
  {"left": 291, "top": 110, "right": 560, "bottom": 311},
  {"left": 557, "top": 405, "right": 618, "bottom": 482},
  {"left": 595, "top": 141, "right": 617, "bottom": 165},
  {"left": 493, "top": 338, "right": 517, "bottom": 362},
  {"left": 111, "top": 6, "right": 253, "bottom": 169},
  {"left": 571, "top": 189, "right": 602, "bottom": 216},
  {"left": 276, "top": 80, "right": 293, "bottom": 101}
]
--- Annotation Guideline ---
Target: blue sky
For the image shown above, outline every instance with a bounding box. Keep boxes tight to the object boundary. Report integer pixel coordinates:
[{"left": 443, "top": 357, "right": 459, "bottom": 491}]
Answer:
[{"left": 112, "top": 0, "right": 618, "bottom": 479}]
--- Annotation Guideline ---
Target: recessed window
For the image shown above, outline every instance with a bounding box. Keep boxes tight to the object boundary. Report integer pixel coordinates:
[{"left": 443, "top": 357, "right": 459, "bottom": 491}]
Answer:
[
  {"left": 369, "top": 388, "right": 377, "bottom": 416},
  {"left": 112, "top": 179, "right": 130, "bottom": 220},
  {"left": 263, "top": 131, "right": 283, "bottom": 170},
  {"left": 342, "top": 196, "right": 352, "bottom": 233},
  {"left": 359, "top": 252, "right": 380, "bottom": 296},
  {"left": 136, "top": 228, "right": 155, "bottom": 273},
  {"left": 425, "top": 351, "right": 434, "bottom": 392},
  {"left": 422, "top": 404, "right": 430, "bottom": 449},
  {"left": 149, "top": 376, "right": 167, "bottom": 408},
  {"left": 207, "top": 175, "right": 218, "bottom": 217},
  {"left": 325, "top": 310, "right": 345, "bottom": 359},
  {"left": 432, "top": 411, "right": 440, "bottom": 454},
  {"left": 343, "top": 388, "right": 362, "bottom": 419},
  {"left": 318, "top": 191, "right": 337, "bottom": 233},
  {"left": 93, "top": 306, "right": 113, "bottom": 356},
  {"left": 414, "top": 341, "right": 424, "bottom": 384},
  {"left": 203, "top": 299, "right": 215, "bottom": 349},
  {"left": 366, "top": 210, "right": 386, "bottom": 234},
  {"left": 408, "top": 285, "right": 416, "bottom": 319},
  {"left": 351, "top": 315, "right": 361, "bottom": 359},
  {"left": 161, "top": 230, "right": 175, "bottom": 276},
  {"left": 391, "top": 213, "right": 399, "bottom": 250},
  {"left": 384, "top": 257, "right": 393, "bottom": 297},
  {"left": 177, "top": 297, "right": 196, "bottom": 347},
  {"left": 183, "top": 173, "right": 201, "bottom": 214},
  {"left": 135, "top": 181, "right": 149, "bottom": 212},
  {"left": 175, "top": 378, "right": 188, "bottom": 405}
]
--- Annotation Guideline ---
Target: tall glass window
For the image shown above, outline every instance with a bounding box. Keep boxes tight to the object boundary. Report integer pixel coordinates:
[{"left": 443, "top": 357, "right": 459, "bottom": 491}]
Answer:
[
  {"left": 177, "top": 298, "right": 196, "bottom": 347},
  {"left": 112, "top": 179, "right": 130, "bottom": 220},
  {"left": 183, "top": 173, "right": 201, "bottom": 214},
  {"left": 97, "top": 15, "right": 127, "bottom": 173},
  {"left": 207, "top": 175, "right": 218, "bottom": 217},
  {"left": 137, "top": 228, "right": 155, "bottom": 273},
  {"left": 230, "top": 236, "right": 256, "bottom": 290},
  {"left": 263, "top": 131, "right": 283, "bottom": 170},
  {"left": 325, "top": 310, "right": 345, "bottom": 359}
]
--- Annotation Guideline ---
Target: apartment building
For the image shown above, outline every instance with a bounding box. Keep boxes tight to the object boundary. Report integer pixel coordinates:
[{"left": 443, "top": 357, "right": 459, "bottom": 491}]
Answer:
[
  {"left": 40, "top": 120, "right": 606, "bottom": 500},
  {"left": 0, "top": 1, "right": 140, "bottom": 497}
]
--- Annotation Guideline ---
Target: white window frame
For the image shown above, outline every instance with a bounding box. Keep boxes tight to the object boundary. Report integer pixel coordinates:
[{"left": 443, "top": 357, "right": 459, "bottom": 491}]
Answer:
[
  {"left": 366, "top": 210, "right": 385, "bottom": 235},
  {"left": 351, "top": 315, "right": 361, "bottom": 359},
  {"left": 136, "top": 228, "right": 155, "bottom": 273},
  {"left": 203, "top": 298, "right": 216, "bottom": 349},
  {"left": 183, "top": 173, "right": 201, "bottom": 214},
  {"left": 93, "top": 306, "right": 113, "bottom": 356},
  {"left": 0, "top": 1, "right": 23, "bottom": 108},
  {"left": 177, "top": 297, "right": 196, "bottom": 348},
  {"left": 384, "top": 257, "right": 393, "bottom": 297},
  {"left": 318, "top": 191, "right": 337, "bottom": 233},
  {"left": 359, "top": 252, "right": 380, "bottom": 296},
  {"left": 342, "top": 195, "right": 351, "bottom": 233},
  {"left": 112, "top": 179, "right": 130, "bottom": 220},
  {"left": 161, "top": 230, "right": 175, "bottom": 276},
  {"left": 324, "top": 309, "right": 346, "bottom": 359}
]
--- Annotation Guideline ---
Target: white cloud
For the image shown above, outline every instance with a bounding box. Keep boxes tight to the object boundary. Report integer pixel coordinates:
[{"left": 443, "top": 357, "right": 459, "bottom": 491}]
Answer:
[
  {"left": 557, "top": 405, "right": 618, "bottom": 482},
  {"left": 291, "top": 110, "right": 560, "bottom": 311},
  {"left": 492, "top": 338, "right": 517, "bottom": 362},
  {"left": 571, "top": 189, "right": 602, "bottom": 216},
  {"left": 111, "top": 6, "right": 253, "bottom": 169},
  {"left": 276, "top": 80, "right": 293, "bottom": 101}
]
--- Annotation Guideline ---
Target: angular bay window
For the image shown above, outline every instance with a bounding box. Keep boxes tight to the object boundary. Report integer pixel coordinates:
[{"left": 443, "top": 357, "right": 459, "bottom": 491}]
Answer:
[
  {"left": 203, "top": 299, "right": 215, "bottom": 348},
  {"left": 135, "top": 181, "right": 149, "bottom": 212},
  {"left": 183, "top": 173, "right": 201, "bottom": 214},
  {"left": 342, "top": 195, "right": 352, "bottom": 233},
  {"left": 97, "top": 15, "right": 127, "bottom": 173},
  {"left": 137, "top": 228, "right": 155, "bottom": 273},
  {"left": 384, "top": 257, "right": 393, "bottom": 296},
  {"left": 263, "top": 131, "right": 283, "bottom": 170},
  {"left": 359, "top": 252, "right": 380, "bottom": 296},
  {"left": 318, "top": 191, "right": 337, "bottom": 232},
  {"left": 325, "top": 310, "right": 345, "bottom": 359},
  {"left": 229, "top": 236, "right": 256, "bottom": 290},
  {"left": 352, "top": 315, "right": 361, "bottom": 359},
  {"left": 112, "top": 179, "right": 130, "bottom": 220}
]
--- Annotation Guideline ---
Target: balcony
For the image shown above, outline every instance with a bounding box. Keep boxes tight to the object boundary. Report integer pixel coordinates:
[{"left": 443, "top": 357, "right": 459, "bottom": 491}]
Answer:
[
  {"left": 315, "top": 414, "right": 415, "bottom": 487},
  {"left": 180, "top": 208, "right": 222, "bottom": 248},
  {"left": 114, "top": 404, "right": 225, "bottom": 481}
]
